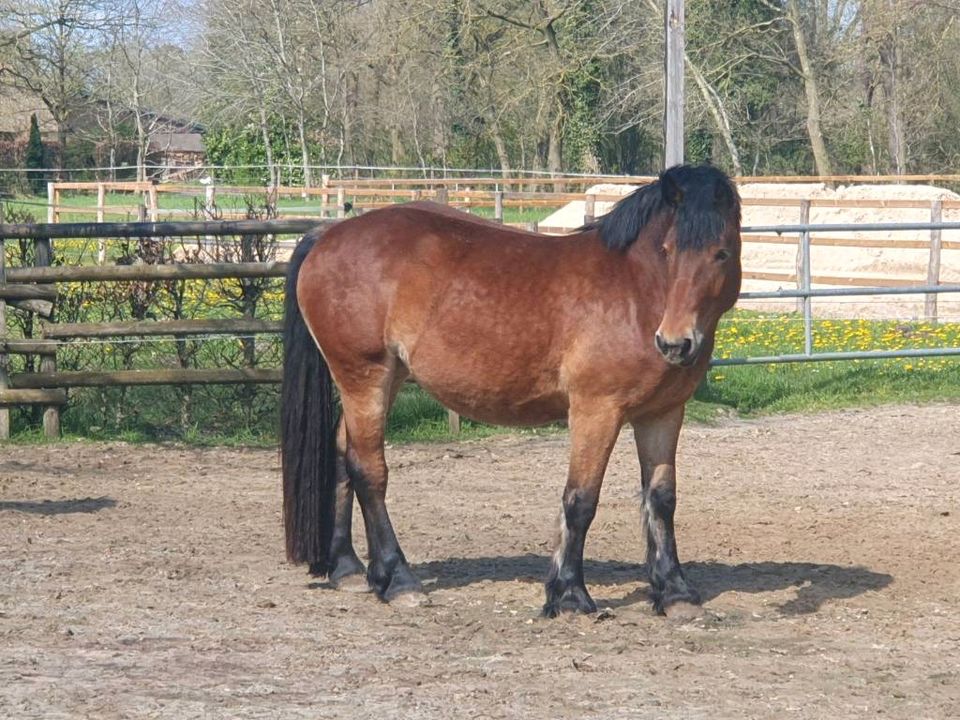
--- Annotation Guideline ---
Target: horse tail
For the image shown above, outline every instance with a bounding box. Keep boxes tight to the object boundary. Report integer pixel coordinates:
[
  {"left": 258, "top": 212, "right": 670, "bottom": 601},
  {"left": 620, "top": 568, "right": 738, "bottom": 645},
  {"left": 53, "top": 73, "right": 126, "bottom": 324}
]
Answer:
[{"left": 282, "top": 230, "right": 338, "bottom": 575}]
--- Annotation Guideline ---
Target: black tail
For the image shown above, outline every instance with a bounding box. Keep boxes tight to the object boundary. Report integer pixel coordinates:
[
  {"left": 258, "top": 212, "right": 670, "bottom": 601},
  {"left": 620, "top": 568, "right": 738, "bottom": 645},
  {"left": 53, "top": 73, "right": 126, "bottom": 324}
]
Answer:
[{"left": 282, "top": 231, "right": 338, "bottom": 575}]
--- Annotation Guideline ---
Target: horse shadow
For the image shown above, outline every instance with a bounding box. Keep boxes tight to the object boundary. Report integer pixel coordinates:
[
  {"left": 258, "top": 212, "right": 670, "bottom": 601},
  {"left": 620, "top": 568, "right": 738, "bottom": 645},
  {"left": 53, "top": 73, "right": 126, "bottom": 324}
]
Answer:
[
  {"left": 0, "top": 496, "right": 117, "bottom": 516},
  {"left": 411, "top": 554, "right": 892, "bottom": 616}
]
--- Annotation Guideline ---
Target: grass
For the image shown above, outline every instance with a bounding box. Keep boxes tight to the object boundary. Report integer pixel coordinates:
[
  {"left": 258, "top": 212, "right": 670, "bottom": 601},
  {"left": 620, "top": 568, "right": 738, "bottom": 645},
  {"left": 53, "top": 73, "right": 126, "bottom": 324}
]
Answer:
[
  {"left": 6, "top": 311, "right": 958, "bottom": 446},
  {"left": 385, "top": 311, "right": 960, "bottom": 441},
  {"left": 687, "top": 312, "right": 960, "bottom": 421},
  {"left": 4, "top": 191, "right": 558, "bottom": 227},
  {"left": 3, "top": 190, "right": 957, "bottom": 445}
]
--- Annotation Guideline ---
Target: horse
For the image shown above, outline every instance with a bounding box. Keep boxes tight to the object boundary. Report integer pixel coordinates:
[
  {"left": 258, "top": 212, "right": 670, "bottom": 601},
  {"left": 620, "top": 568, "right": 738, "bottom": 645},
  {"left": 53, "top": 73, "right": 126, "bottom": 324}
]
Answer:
[{"left": 281, "top": 164, "right": 742, "bottom": 618}]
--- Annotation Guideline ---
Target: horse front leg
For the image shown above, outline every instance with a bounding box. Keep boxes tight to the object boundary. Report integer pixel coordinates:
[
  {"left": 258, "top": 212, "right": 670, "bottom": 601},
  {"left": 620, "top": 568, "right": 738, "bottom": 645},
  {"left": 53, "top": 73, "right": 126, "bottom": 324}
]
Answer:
[
  {"left": 543, "top": 402, "right": 623, "bottom": 618},
  {"left": 632, "top": 406, "right": 701, "bottom": 617}
]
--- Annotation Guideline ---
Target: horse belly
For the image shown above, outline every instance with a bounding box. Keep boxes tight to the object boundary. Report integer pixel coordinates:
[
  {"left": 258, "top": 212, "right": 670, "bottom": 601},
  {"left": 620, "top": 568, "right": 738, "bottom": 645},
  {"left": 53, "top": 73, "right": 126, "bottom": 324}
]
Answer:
[{"left": 400, "top": 338, "right": 568, "bottom": 427}]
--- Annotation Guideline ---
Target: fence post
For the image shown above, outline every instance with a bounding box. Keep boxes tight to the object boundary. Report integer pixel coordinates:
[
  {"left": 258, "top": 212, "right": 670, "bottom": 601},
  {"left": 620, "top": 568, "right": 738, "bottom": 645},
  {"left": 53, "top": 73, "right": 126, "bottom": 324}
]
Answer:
[
  {"left": 336, "top": 187, "right": 346, "bottom": 219},
  {"left": 34, "top": 234, "right": 59, "bottom": 437},
  {"left": 205, "top": 180, "right": 216, "bottom": 214},
  {"left": 147, "top": 181, "right": 159, "bottom": 222},
  {"left": 795, "top": 199, "right": 810, "bottom": 314},
  {"left": 494, "top": 191, "right": 504, "bottom": 223},
  {"left": 96, "top": 183, "right": 106, "bottom": 222},
  {"left": 798, "top": 200, "right": 813, "bottom": 356},
  {"left": 0, "top": 236, "right": 8, "bottom": 439},
  {"left": 447, "top": 408, "right": 461, "bottom": 435},
  {"left": 97, "top": 183, "right": 106, "bottom": 264},
  {"left": 40, "top": 350, "right": 59, "bottom": 438},
  {"left": 925, "top": 199, "right": 943, "bottom": 323},
  {"left": 436, "top": 185, "right": 448, "bottom": 205},
  {"left": 584, "top": 193, "right": 596, "bottom": 225},
  {"left": 47, "top": 182, "right": 56, "bottom": 224}
]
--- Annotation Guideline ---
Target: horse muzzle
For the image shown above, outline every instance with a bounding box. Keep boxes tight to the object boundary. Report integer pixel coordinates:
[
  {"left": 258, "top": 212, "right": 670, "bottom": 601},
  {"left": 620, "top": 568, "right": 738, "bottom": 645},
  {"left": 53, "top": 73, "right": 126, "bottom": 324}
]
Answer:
[{"left": 654, "top": 329, "right": 703, "bottom": 367}]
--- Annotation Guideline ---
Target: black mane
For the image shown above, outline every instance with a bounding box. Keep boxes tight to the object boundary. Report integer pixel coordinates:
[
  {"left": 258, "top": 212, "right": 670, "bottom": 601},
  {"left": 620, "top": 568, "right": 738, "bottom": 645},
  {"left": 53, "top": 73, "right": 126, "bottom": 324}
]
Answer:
[{"left": 587, "top": 164, "right": 740, "bottom": 252}]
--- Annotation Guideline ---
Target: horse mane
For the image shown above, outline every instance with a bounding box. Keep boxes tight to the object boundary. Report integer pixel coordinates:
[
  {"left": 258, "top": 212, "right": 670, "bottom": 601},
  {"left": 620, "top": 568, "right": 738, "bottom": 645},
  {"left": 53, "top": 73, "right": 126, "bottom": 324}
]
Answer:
[{"left": 586, "top": 165, "right": 740, "bottom": 252}]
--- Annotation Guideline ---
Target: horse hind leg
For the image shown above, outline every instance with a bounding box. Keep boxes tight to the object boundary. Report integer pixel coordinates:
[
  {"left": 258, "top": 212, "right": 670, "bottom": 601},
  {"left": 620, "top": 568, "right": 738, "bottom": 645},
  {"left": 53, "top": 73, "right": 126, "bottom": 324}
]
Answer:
[
  {"left": 327, "top": 370, "right": 410, "bottom": 594},
  {"left": 340, "top": 364, "right": 425, "bottom": 606},
  {"left": 323, "top": 417, "right": 369, "bottom": 592}
]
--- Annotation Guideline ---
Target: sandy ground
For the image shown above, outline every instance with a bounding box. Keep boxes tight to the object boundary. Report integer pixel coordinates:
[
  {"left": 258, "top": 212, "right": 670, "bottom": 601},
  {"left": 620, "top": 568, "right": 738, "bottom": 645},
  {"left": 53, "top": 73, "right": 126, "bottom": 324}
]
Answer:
[{"left": 2, "top": 404, "right": 960, "bottom": 719}]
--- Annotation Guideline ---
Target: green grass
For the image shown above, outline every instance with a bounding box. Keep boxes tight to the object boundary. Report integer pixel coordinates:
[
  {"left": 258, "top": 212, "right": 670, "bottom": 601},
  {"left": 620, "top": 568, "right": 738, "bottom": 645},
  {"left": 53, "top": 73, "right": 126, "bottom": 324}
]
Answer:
[
  {"left": 5, "top": 191, "right": 559, "bottom": 227},
  {"left": 378, "top": 311, "right": 960, "bottom": 442},
  {"left": 6, "top": 311, "right": 958, "bottom": 446},
  {"left": 386, "top": 385, "right": 562, "bottom": 443},
  {"left": 386, "top": 312, "right": 960, "bottom": 442},
  {"left": 687, "top": 312, "right": 960, "bottom": 421},
  {"left": 3, "top": 191, "right": 958, "bottom": 446}
]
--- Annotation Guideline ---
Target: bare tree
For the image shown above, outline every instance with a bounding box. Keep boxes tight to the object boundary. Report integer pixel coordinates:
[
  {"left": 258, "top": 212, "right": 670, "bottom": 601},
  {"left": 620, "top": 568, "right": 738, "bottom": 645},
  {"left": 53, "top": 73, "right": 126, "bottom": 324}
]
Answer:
[{"left": 0, "top": 0, "right": 101, "bottom": 171}]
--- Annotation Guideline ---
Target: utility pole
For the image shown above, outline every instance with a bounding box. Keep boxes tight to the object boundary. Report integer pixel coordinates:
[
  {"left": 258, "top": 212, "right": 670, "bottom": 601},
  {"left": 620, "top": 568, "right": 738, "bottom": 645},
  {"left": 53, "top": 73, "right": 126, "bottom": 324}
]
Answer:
[{"left": 664, "top": 0, "right": 685, "bottom": 168}]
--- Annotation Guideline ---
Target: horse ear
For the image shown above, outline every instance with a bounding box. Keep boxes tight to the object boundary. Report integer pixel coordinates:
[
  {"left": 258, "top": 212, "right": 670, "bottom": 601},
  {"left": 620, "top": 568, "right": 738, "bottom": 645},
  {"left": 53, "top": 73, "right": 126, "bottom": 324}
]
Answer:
[{"left": 660, "top": 168, "right": 683, "bottom": 207}]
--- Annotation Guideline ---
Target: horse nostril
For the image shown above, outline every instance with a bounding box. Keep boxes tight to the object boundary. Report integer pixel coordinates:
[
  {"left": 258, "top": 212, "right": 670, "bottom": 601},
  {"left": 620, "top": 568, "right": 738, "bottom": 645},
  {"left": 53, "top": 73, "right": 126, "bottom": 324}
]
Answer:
[
  {"left": 655, "top": 333, "right": 667, "bottom": 354},
  {"left": 680, "top": 337, "right": 693, "bottom": 358}
]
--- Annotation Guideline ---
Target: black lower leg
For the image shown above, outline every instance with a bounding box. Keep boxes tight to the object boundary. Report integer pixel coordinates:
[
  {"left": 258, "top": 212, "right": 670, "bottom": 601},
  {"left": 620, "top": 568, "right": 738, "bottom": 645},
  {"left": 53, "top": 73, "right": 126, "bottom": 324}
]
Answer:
[
  {"left": 644, "top": 483, "right": 699, "bottom": 613},
  {"left": 324, "top": 455, "right": 367, "bottom": 586},
  {"left": 543, "top": 488, "right": 598, "bottom": 618},
  {"left": 347, "top": 459, "right": 421, "bottom": 600}
]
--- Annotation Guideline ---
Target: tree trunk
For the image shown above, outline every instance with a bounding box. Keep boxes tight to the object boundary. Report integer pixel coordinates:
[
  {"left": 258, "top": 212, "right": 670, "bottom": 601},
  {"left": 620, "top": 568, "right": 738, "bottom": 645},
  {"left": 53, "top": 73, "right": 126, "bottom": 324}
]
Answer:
[
  {"left": 391, "top": 126, "right": 403, "bottom": 166},
  {"left": 548, "top": 111, "right": 563, "bottom": 192},
  {"left": 297, "top": 112, "right": 312, "bottom": 189},
  {"left": 340, "top": 71, "right": 358, "bottom": 168},
  {"left": 686, "top": 52, "right": 742, "bottom": 175},
  {"left": 488, "top": 119, "right": 512, "bottom": 178},
  {"left": 135, "top": 112, "right": 147, "bottom": 183},
  {"left": 786, "top": 0, "right": 833, "bottom": 177},
  {"left": 877, "top": 1, "right": 905, "bottom": 176},
  {"left": 258, "top": 105, "right": 277, "bottom": 188},
  {"left": 56, "top": 122, "right": 68, "bottom": 177}
]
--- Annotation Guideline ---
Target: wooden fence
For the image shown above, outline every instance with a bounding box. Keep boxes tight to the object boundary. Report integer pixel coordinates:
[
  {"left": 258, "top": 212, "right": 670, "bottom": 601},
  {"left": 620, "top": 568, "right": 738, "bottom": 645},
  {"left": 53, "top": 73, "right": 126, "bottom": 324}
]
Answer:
[
  {"left": 0, "top": 195, "right": 955, "bottom": 438},
  {"left": 44, "top": 176, "right": 960, "bottom": 224}
]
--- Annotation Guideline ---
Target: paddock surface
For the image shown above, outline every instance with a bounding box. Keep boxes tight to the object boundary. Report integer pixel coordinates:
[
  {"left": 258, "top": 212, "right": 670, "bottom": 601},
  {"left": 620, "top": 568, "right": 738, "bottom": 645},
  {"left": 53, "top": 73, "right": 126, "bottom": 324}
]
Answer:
[{"left": 1, "top": 404, "right": 959, "bottom": 719}]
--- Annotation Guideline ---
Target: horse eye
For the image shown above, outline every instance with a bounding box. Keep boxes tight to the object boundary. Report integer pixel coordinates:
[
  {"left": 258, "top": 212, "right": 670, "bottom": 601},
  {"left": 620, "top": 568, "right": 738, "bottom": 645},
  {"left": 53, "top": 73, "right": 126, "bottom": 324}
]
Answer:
[{"left": 714, "top": 249, "right": 730, "bottom": 262}]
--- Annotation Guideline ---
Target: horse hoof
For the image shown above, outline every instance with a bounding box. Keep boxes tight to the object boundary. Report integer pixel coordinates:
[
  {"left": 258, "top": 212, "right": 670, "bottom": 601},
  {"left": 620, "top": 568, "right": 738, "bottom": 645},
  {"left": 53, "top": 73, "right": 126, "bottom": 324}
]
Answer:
[
  {"left": 541, "top": 602, "right": 560, "bottom": 619},
  {"left": 663, "top": 601, "right": 703, "bottom": 620},
  {"left": 542, "top": 586, "right": 597, "bottom": 618},
  {"left": 333, "top": 573, "right": 372, "bottom": 593},
  {"left": 388, "top": 591, "right": 430, "bottom": 609}
]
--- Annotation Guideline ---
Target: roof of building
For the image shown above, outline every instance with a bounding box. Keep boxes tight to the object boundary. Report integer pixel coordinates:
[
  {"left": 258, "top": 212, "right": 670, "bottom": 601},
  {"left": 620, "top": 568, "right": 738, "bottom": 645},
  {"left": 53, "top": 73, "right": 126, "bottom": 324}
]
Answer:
[{"left": 148, "top": 132, "right": 204, "bottom": 154}]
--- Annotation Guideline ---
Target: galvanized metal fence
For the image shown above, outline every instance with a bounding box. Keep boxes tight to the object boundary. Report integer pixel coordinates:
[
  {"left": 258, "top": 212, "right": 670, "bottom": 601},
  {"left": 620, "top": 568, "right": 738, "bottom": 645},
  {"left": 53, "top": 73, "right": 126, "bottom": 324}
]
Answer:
[{"left": 715, "top": 220, "right": 960, "bottom": 366}]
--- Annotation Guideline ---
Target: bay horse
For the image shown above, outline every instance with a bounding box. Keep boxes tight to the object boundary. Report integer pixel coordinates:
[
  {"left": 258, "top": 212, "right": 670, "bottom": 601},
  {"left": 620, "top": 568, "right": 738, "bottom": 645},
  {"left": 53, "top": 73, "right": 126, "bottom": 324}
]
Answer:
[{"left": 282, "top": 164, "right": 742, "bottom": 617}]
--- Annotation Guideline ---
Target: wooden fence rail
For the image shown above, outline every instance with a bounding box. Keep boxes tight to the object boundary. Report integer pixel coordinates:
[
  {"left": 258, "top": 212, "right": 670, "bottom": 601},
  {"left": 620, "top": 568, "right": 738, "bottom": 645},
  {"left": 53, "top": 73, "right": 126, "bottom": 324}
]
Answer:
[
  {"left": 44, "top": 318, "right": 283, "bottom": 339},
  {"left": 42, "top": 178, "right": 960, "bottom": 225},
  {"left": 11, "top": 368, "right": 281, "bottom": 389},
  {"left": 6, "top": 262, "right": 289, "bottom": 284},
  {"left": 0, "top": 199, "right": 956, "bottom": 439}
]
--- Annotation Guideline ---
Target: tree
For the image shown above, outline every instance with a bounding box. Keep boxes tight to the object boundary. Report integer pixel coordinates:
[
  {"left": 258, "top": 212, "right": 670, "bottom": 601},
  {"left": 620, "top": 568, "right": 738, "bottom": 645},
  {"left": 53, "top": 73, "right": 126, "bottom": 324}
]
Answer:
[
  {"left": 0, "top": 0, "right": 101, "bottom": 172},
  {"left": 26, "top": 113, "right": 46, "bottom": 194}
]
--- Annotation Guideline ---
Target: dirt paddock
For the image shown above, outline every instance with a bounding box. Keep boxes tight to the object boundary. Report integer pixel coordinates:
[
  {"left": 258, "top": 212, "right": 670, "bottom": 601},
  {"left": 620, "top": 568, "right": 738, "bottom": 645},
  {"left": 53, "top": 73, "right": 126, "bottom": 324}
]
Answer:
[{"left": 2, "top": 404, "right": 959, "bottom": 719}]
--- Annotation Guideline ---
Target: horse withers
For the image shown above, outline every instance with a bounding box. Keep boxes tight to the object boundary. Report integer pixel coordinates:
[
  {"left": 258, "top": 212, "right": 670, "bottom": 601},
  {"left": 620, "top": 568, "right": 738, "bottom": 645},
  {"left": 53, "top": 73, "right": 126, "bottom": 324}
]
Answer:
[{"left": 281, "top": 164, "right": 742, "bottom": 618}]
